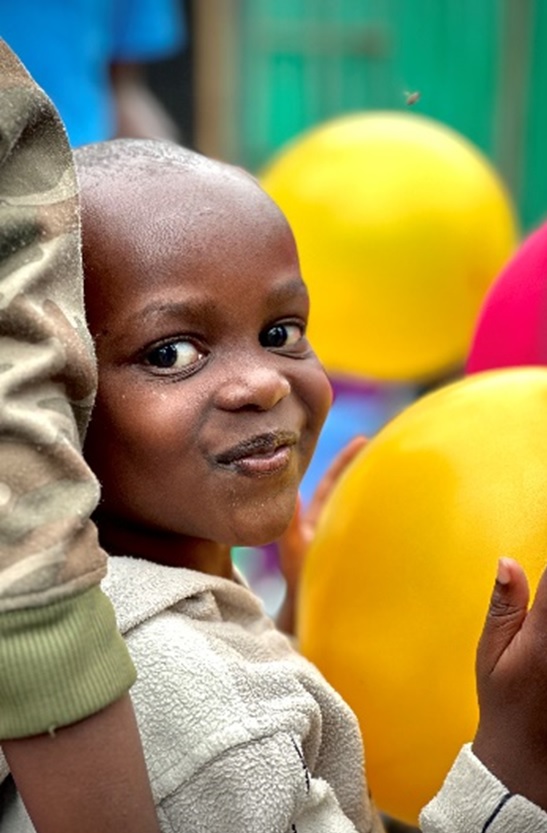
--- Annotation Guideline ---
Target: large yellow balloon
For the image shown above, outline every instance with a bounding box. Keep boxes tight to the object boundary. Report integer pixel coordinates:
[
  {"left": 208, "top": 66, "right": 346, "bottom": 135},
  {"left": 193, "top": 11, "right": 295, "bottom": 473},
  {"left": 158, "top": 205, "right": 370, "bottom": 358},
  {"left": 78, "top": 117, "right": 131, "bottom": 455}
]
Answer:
[
  {"left": 261, "top": 113, "right": 518, "bottom": 382},
  {"left": 297, "top": 367, "right": 547, "bottom": 825}
]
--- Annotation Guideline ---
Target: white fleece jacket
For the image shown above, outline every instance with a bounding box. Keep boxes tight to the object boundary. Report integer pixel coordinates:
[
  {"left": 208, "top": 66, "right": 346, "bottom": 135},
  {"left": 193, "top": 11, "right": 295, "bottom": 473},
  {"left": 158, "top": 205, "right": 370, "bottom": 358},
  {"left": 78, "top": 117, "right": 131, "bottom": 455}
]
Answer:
[{"left": 1, "top": 556, "right": 546, "bottom": 833}]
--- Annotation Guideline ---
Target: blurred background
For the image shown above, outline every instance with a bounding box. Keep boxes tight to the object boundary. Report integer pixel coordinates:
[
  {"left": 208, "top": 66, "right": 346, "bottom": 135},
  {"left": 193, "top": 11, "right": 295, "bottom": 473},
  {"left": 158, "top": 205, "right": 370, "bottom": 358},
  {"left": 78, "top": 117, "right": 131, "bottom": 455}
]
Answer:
[{"left": 188, "top": 0, "right": 544, "bottom": 232}]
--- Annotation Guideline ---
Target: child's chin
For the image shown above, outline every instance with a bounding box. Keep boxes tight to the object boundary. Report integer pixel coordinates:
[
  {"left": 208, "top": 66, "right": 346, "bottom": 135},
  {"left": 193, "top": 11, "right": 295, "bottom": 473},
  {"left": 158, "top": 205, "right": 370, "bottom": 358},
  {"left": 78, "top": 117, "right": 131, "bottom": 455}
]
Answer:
[
  {"left": 229, "top": 512, "right": 294, "bottom": 550},
  {"left": 220, "top": 487, "right": 298, "bottom": 549}
]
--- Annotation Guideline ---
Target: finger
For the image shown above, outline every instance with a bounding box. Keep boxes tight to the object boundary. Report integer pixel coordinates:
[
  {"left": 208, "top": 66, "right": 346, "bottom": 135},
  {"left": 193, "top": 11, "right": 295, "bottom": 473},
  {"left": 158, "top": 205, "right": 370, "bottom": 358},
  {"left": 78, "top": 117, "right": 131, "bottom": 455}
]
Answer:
[
  {"left": 305, "top": 436, "right": 367, "bottom": 531},
  {"left": 476, "top": 557, "right": 530, "bottom": 674}
]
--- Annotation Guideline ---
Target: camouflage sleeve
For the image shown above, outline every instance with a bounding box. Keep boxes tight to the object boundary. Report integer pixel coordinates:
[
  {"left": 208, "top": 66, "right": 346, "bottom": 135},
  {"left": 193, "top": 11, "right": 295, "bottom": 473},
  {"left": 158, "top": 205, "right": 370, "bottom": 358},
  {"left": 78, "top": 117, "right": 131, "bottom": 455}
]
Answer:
[{"left": 0, "top": 40, "right": 136, "bottom": 739}]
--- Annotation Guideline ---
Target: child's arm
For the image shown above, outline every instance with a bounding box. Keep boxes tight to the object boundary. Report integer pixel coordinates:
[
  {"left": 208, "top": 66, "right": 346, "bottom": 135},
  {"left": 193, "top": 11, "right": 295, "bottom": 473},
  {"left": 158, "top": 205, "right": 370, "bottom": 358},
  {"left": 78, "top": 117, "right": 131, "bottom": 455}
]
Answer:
[
  {"left": 0, "top": 39, "right": 159, "bottom": 832},
  {"left": 420, "top": 558, "right": 547, "bottom": 831},
  {"left": 473, "top": 557, "right": 547, "bottom": 808}
]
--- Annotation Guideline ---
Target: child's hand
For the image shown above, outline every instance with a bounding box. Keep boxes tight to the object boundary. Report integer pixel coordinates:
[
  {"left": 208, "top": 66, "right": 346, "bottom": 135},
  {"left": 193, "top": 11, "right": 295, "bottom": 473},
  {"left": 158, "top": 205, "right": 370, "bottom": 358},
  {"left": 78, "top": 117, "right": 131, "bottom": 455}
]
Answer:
[
  {"left": 276, "top": 436, "right": 367, "bottom": 634},
  {"left": 472, "top": 557, "right": 547, "bottom": 810}
]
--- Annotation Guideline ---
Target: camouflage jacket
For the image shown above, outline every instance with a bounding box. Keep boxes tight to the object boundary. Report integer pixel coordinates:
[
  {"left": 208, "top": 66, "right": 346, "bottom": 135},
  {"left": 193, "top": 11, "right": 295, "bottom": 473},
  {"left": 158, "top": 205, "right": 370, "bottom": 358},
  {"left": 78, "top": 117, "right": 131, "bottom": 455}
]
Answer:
[{"left": 0, "top": 39, "right": 135, "bottom": 739}]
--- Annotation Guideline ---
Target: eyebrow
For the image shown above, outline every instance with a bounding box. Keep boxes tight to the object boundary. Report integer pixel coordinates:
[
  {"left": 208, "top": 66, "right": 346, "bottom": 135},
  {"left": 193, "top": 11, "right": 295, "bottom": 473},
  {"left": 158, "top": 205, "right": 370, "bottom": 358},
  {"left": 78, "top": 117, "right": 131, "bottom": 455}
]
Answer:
[
  {"left": 264, "top": 277, "right": 309, "bottom": 305},
  {"left": 129, "top": 278, "right": 308, "bottom": 325},
  {"left": 127, "top": 299, "right": 212, "bottom": 326}
]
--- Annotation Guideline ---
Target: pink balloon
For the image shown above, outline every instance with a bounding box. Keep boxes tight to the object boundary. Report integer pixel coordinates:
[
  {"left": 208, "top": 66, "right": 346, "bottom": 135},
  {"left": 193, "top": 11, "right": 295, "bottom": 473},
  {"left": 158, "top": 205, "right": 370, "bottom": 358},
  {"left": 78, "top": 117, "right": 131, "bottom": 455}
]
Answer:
[{"left": 466, "top": 221, "right": 547, "bottom": 373}]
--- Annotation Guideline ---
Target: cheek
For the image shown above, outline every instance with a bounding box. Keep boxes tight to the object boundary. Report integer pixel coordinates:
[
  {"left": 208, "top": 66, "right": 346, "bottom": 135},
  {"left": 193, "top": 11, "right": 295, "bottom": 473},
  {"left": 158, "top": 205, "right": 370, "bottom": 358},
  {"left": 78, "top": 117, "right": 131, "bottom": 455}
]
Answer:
[
  {"left": 291, "top": 361, "right": 333, "bottom": 473},
  {"left": 304, "top": 363, "right": 333, "bottom": 435},
  {"left": 88, "top": 378, "right": 193, "bottom": 471}
]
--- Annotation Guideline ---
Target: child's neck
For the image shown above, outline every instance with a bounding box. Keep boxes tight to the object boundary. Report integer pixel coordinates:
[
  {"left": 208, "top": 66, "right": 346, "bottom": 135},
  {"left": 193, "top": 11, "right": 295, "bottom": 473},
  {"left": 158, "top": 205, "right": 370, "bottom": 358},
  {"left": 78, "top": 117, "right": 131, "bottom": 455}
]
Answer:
[{"left": 95, "top": 513, "right": 233, "bottom": 579}]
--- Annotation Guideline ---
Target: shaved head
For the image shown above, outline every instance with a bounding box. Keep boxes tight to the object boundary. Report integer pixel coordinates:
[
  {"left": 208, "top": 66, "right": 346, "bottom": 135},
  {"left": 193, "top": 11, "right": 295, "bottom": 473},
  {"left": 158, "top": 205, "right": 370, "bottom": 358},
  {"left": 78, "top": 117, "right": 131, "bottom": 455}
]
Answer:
[
  {"left": 74, "top": 138, "right": 256, "bottom": 194},
  {"left": 74, "top": 138, "right": 279, "bottom": 267},
  {"left": 74, "top": 138, "right": 298, "bottom": 343}
]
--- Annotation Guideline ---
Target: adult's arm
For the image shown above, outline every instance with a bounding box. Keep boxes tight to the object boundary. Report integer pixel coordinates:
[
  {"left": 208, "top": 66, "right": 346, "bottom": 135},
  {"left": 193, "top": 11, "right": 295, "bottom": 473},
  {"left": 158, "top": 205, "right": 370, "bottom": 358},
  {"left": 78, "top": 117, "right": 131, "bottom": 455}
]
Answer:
[{"left": 0, "top": 39, "right": 159, "bottom": 833}]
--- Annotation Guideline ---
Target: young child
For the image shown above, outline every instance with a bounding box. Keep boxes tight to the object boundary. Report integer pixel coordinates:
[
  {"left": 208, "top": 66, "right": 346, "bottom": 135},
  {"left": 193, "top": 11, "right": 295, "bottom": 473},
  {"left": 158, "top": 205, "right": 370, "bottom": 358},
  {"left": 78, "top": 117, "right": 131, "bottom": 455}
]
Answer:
[
  {"left": 0, "top": 41, "right": 159, "bottom": 833},
  {"left": 3, "top": 134, "right": 547, "bottom": 831}
]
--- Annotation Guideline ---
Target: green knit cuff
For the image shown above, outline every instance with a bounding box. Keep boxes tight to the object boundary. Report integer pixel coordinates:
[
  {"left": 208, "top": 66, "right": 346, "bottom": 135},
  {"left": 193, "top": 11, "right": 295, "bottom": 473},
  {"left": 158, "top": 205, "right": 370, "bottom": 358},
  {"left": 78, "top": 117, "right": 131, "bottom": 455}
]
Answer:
[{"left": 0, "top": 585, "right": 136, "bottom": 739}]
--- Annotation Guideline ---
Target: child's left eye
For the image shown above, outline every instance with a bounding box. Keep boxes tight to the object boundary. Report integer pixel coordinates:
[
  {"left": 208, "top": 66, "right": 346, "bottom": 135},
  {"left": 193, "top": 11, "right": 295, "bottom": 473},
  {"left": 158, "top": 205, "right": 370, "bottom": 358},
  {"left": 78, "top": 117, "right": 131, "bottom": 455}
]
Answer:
[
  {"left": 145, "top": 340, "right": 203, "bottom": 370},
  {"left": 259, "top": 323, "right": 303, "bottom": 349}
]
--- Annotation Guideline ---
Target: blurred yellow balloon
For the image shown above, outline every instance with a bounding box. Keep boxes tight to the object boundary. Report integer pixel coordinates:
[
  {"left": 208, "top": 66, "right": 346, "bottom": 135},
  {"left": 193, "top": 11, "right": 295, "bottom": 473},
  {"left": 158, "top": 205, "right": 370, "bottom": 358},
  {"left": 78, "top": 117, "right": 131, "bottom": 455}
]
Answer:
[
  {"left": 261, "top": 113, "right": 518, "bottom": 382},
  {"left": 297, "top": 367, "right": 547, "bottom": 825}
]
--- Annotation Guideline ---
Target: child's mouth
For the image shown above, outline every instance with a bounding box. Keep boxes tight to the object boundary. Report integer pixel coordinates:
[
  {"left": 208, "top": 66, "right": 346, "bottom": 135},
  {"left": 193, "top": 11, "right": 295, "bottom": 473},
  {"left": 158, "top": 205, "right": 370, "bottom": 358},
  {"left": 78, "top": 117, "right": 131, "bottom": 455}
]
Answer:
[{"left": 214, "top": 431, "right": 297, "bottom": 476}]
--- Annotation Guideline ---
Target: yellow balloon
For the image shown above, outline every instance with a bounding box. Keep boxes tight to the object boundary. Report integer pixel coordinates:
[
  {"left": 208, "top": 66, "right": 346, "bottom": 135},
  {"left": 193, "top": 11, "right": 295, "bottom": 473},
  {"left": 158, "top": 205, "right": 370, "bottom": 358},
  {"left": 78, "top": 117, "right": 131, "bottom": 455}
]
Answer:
[
  {"left": 261, "top": 113, "right": 518, "bottom": 382},
  {"left": 297, "top": 367, "right": 547, "bottom": 825}
]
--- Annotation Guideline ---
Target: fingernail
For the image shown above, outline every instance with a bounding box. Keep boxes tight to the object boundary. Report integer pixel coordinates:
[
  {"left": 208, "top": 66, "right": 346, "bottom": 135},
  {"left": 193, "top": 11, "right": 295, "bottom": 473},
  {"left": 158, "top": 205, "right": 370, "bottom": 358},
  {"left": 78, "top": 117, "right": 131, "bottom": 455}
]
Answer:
[{"left": 496, "top": 557, "right": 511, "bottom": 586}]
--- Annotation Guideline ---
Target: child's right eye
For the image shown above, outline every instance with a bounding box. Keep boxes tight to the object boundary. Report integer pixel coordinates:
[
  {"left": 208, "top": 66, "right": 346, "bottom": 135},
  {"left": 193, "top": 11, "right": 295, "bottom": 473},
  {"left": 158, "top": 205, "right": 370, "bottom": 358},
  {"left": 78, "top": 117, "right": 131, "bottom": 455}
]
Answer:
[{"left": 145, "top": 340, "right": 204, "bottom": 370}]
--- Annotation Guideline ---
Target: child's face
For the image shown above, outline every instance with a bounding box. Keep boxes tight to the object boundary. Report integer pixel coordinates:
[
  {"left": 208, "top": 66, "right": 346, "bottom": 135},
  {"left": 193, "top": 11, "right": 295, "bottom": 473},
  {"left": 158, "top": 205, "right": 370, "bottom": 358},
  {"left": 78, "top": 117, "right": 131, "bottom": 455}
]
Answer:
[{"left": 82, "top": 164, "right": 332, "bottom": 555}]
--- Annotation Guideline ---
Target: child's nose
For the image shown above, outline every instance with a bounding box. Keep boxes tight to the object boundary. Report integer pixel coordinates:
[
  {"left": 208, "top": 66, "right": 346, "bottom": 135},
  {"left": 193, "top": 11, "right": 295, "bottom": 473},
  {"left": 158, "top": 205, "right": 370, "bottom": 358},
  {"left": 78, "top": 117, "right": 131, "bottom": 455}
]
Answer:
[{"left": 214, "top": 357, "right": 291, "bottom": 412}]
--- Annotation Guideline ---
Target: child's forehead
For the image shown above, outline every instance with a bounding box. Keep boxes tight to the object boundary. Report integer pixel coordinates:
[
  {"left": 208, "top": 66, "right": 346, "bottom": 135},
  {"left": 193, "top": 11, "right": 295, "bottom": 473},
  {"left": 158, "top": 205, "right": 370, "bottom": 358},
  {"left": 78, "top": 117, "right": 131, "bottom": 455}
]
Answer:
[
  {"left": 81, "top": 154, "right": 301, "bottom": 315},
  {"left": 87, "top": 159, "right": 282, "bottom": 242},
  {"left": 78, "top": 140, "right": 300, "bottom": 316}
]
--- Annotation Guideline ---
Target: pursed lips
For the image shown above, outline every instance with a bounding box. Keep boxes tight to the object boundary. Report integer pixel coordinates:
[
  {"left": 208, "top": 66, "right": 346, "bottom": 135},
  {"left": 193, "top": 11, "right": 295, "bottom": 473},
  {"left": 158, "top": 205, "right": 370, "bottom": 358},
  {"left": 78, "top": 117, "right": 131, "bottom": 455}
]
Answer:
[{"left": 213, "top": 430, "right": 299, "bottom": 476}]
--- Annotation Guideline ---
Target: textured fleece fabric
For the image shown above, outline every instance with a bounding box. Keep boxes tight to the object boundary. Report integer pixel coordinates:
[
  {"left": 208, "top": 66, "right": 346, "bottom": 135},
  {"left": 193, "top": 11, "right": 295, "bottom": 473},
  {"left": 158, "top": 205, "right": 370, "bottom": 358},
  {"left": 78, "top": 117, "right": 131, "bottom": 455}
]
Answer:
[{"left": 0, "top": 39, "right": 135, "bottom": 738}]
